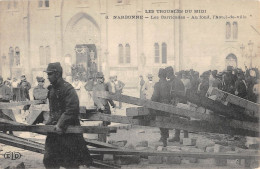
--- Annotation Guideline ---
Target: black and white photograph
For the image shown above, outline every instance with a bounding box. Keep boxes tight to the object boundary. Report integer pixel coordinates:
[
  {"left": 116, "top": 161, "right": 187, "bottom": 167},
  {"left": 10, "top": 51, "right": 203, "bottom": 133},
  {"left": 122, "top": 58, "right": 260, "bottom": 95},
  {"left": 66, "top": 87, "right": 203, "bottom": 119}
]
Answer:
[{"left": 0, "top": 0, "right": 259, "bottom": 168}]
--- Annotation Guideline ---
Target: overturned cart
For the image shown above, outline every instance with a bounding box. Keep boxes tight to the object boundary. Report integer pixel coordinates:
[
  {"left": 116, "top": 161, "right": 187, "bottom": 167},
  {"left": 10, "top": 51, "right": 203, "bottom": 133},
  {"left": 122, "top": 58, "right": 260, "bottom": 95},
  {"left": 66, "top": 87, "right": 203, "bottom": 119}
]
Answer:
[{"left": 0, "top": 89, "right": 259, "bottom": 168}]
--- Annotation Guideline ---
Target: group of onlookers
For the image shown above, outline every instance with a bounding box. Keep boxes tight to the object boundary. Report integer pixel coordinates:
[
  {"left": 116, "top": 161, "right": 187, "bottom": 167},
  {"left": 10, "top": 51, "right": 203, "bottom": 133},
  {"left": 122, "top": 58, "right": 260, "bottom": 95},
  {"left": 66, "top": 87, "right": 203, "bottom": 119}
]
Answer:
[{"left": 138, "top": 65, "right": 260, "bottom": 147}]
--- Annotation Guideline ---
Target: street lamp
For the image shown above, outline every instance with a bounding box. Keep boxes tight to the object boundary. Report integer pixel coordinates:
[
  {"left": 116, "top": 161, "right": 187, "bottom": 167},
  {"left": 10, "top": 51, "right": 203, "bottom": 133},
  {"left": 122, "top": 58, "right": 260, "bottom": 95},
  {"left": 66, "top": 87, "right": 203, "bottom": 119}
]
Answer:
[{"left": 248, "top": 40, "right": 254, "bottom": 68}]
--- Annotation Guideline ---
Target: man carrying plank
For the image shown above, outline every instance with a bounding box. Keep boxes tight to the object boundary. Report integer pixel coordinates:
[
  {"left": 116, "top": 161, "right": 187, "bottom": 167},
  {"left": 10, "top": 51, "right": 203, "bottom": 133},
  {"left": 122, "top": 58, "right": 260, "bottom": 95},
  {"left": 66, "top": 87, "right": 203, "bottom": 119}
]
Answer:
[{"left": 43, "top": 62, "right": 92, "bottom": 169}]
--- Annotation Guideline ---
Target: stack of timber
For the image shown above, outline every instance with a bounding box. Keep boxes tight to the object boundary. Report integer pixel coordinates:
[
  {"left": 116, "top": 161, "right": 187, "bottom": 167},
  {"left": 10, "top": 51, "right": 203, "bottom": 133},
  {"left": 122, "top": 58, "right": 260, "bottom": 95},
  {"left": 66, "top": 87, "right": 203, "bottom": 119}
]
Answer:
[
  {"left": 211, "top": 88, "right": 259, "bottom": 117},
  {"left": 0, "top": 133, "right": 121, "bottom": 168},
  {"left": 174, "top": 90, "right": 258, "bottom": 122},
  {"left": 92, "top": 91, "right": 259, "bottom": 137}
]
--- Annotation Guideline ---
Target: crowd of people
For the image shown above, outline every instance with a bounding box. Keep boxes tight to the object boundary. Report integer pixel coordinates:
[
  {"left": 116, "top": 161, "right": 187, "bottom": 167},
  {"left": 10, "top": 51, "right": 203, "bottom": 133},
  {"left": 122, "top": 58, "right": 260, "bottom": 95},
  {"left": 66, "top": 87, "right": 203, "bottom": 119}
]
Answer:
[
  {"left": 138, "top": 65, "right": 259, "bottom": 147},
  {"left": 140, "top": 66, "right": 259, "bottom": 103}
]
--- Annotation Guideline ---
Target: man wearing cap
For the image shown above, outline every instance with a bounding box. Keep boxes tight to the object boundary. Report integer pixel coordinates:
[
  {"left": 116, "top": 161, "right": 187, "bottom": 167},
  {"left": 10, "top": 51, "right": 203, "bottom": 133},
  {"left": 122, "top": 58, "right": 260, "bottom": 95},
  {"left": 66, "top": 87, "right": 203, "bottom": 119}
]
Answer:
[
  {"left": 93, "top": 72, "right": 115, "bottom": 126},
  {"left": 43, "top": 62, "right": 92, "bottom": 169},
  {"left": 143, "top": 74, "right": 154, "bottom": 100},
  {"left": 33, "top": 77, "right": 48, "bottom": 101},
  {"left": 151, "top": 68, "right": 171, "bottom": 147}
]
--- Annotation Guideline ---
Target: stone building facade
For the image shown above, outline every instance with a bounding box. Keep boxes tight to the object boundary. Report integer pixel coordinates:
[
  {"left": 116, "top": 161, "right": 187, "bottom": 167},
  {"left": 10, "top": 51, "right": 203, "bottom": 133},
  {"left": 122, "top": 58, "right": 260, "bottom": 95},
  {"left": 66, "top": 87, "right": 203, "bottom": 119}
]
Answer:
[{"left": 0, "top": 0, "right": 259, "bottom": 87}]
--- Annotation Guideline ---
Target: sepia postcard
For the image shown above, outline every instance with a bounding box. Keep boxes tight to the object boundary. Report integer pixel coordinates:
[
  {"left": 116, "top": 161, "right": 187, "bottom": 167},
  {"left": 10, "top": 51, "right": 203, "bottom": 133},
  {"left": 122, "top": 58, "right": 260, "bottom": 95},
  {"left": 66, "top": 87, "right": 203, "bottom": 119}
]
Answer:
[{"left": 0, "top": 0, "right": 259, "bottom": 168}]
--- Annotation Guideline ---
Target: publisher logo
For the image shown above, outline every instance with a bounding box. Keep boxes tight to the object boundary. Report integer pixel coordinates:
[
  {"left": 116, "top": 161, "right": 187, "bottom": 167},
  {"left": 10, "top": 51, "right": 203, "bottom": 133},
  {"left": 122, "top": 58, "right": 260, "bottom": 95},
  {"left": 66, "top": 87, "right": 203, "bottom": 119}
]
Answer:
[{"left": 4, "top": 152, "right": 22, "bottom": 160}]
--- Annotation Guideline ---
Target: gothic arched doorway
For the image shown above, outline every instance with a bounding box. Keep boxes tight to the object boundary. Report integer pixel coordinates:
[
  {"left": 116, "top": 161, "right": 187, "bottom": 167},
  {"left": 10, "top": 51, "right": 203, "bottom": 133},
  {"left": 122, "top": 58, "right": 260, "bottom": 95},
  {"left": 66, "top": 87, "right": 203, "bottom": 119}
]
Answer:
[
  {"left": 225, "top": 53, "right": 237, "bottom": 68},
  {"left": 64, "top": 12, "right": 100, "bottom": 77}
]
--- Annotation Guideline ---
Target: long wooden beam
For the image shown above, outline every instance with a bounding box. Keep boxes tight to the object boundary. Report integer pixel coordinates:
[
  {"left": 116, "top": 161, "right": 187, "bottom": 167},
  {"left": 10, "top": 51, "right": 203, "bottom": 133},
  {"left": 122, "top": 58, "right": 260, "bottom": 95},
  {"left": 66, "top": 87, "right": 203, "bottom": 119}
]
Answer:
[
  {"left": 211, "top": 88, "right": 260, "bottom": 115},
  {"left": 95, "top": 91, "right": 222, "bottom": 122},
  {"left": 82, "top": 113, "right": 259, "bottom": 137},
  {"left": 175, "top": 91, "right": 257, "bottom": 122},
  {"left": 0, "top": 118, "right": 117, "bottom": 134},
  {"left": 89, "top": 148, "right": 259, "bottom": 160},
  {"left": 0, "top": 100, "right": 43, "bottom": 109},
  {"left": 0, "top": 124, "right": 116, "bottom": 134},
  {"left": 122, "top": 106, "right": 259, "bottom": 132}
]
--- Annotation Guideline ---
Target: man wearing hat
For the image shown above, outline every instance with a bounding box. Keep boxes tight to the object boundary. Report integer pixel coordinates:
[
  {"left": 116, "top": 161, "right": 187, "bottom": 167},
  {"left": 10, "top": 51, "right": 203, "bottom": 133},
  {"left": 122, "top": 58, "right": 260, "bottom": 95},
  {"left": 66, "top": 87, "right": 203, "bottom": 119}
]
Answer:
[
  {"left": 151, "top": 68, "right": 171, "bottom": 147},
  {"left": 143, "top": 73, "right": 154, "bottom": 99},
  {"left": 0, "top": 76, "right": 14, "bottom": 134},
  {"left": 93, "top": 72, "right": 115, "bottom": 126},
  {"left": 33, "top": 77, "right": 48, "bottom": 101},
  {"left": 43, "top": 62, "right": 92, "bottom": 168},
  {"left": 222, "top": 66, "right": 235, "bottom": 94},
  {"left": 197, "top": 71, "right": 210, "bottom": 97},
  {"left": 19, "top": 75, "right": 31, "bottom": 91}
]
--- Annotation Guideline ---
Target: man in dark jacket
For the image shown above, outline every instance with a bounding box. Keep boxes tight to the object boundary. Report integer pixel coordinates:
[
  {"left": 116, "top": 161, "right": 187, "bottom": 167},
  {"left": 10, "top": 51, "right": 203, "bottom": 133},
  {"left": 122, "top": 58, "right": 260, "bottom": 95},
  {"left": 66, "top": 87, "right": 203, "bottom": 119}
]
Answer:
[
  {"left": 43, "top": 62, "right": 92, "bottom": 169},
  {"left": 165, "top": 67, "right": 188, "bottom": 142},
  {"left": 235, "top": 71, "right": 247, "bottom": 99},
  {"left": 151, "top": 68, "right": 171, "bottom": 147},
  {"left": 0, "top": 76, "right": 14, "bottom": 134}
]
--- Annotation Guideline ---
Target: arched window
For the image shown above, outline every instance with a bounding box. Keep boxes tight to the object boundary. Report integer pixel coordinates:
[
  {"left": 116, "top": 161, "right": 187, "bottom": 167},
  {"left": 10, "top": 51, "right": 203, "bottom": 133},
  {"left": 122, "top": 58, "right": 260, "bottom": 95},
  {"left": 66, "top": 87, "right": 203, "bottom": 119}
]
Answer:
[
  {"left": 118, "top": 44, "right": 124, "bottom": 64},
  {"left": 154, "top": 43, "right": 159, "bottom": 63},
  {"left": 162, "top": 42, "right": 167, "bottom": 64},
  {"left": 39, "top": 0, "right": 49, "bottom": 8},
  {"left": 45, "top": 0, "right": 49, "bottom": 7},
  {"left": 38, "top": 0, "right": 43, "bottom": 7},
  {"left": 39, "top": 46, "right": 45, "bottom": 65},
  {"left": 226, "top": 22, "right": 231, "bottom": 39},
  {"left": 233, "top": 22, "right": 238, "bottom": 39},
  {"left": 9, "top": 47, "right": 14, "bottom": 66},
  {"left": 125, "top": 43, "right": 130, "bottom": 63},
  {"left": 15, "top": 47, "right": 20, "bottom": 66}
]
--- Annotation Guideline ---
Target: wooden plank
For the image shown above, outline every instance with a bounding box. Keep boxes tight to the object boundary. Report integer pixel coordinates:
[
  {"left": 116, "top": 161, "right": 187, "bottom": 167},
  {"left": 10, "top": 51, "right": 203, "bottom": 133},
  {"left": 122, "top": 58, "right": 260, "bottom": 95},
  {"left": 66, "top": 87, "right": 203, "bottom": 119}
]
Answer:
[
  {"left": 211, "top": 88, "right": 260, "bottom": 115},
  {"left": 89, "top": 148, "right": 259, "bottom": 160},
  {"left": 126, "top": 107, "right": 150, "bottom": 117},
  {"left": 0, "top": 132, "right": 45, "bottom": 148},
  {"left": 176, "top": 91, "right": 257, "bottom": 122},
  {"left": 0, "top": 124, "right": 117, "bottom": 134},
  {"left": 0, "top": 100, "right": 44, "bottom": 109},
  {"left": 26, "top": 109, "right": 43, "bottom": 125},
  {"left": 83, "top": 113, "right": 258, "bottom": 137},
  {"left": 95, "top": 91, "right": 221, "bottom": 122},
  {"left": 81, "top": 112, "right": 149, "bottom": 126},
  {"left": 85, "top": 138, "right": 119, "bottom": 149},
  {"left": 151, "top": 116, "right": 258, "bottom": 137},
  {"left": 0, "top": 109, "right": 16, "bottom": 121},
  {"left": 95, "top": 92, "right": 259, "bottom": 126}
]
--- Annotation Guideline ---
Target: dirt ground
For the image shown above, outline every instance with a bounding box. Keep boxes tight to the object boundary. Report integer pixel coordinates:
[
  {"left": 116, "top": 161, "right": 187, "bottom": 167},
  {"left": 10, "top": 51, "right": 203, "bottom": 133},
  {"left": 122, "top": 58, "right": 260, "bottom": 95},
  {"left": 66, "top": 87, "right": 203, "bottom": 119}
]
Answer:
[{"left": 0, "top": 89, "right": 258, "bottom": 169}]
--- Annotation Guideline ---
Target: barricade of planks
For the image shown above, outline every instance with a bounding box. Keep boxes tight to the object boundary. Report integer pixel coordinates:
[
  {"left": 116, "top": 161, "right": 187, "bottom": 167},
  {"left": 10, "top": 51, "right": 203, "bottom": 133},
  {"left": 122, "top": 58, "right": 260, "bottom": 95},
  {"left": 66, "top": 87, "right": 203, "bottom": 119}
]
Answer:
[
  {"left": 0, "top": 133, "right": 258, "bottom": 168},
  {"left": 92, "top": 91, "right": 259, "bottom": 137}
]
